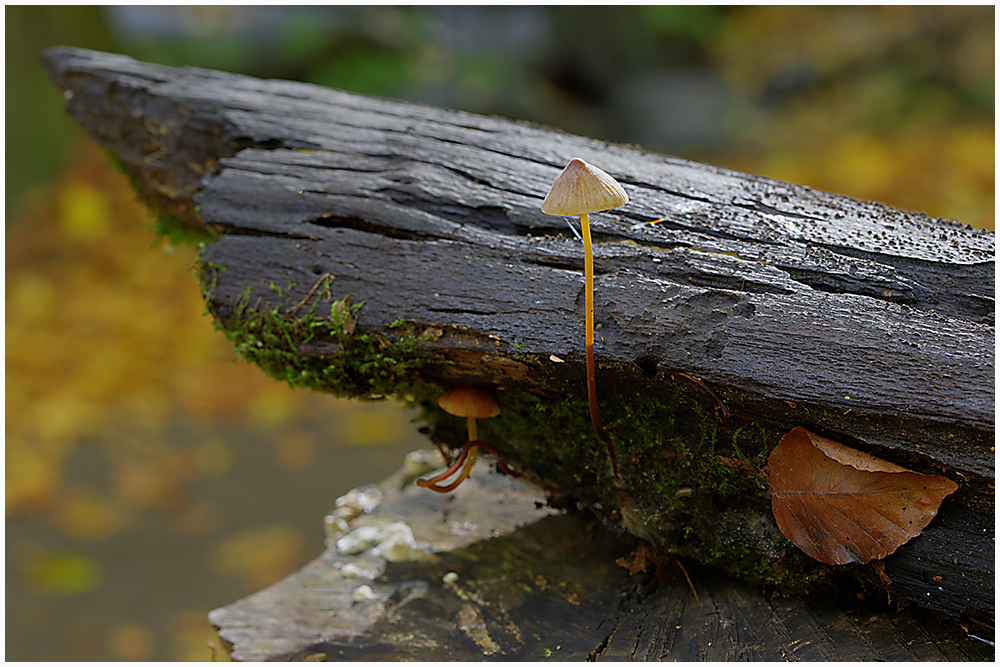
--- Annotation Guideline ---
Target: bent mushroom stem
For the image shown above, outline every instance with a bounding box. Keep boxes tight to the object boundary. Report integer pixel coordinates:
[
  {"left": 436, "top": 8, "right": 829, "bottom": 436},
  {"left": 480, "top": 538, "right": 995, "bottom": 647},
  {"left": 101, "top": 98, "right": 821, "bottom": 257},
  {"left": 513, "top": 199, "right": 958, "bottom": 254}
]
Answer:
[
  {"left": 473, "top": 440, "right": 523, "bottom": 478},
  {"left": 416, "top": 440, "right": 521, "bottom": 492},
  {"left": 440, "top": 445, "right": 477, "bottom": 492},
  {"left": 416, "top": 443, "right": 473, "bottom": 490},
  {"left": 419, "top": 443, "right": 478, "bottom": 493}
]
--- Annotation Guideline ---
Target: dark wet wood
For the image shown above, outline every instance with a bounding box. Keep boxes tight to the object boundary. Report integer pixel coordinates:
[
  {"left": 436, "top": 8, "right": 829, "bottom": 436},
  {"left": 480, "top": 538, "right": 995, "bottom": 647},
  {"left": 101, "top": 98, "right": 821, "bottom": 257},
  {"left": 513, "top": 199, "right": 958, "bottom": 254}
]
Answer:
[
  {"left": 43, "top": 47, "right": 994, "bottom": 634},
  {"left": 207, "top": 453, "right": 992, "bottom": 661}
]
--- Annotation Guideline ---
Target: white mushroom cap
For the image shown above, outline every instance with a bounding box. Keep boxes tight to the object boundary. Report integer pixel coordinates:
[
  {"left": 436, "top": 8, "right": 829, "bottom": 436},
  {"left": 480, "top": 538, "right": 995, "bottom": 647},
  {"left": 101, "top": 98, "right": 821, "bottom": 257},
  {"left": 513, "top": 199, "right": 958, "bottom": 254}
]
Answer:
[{"left": 541, "top": 158, "right": 629, "bottom": 216}]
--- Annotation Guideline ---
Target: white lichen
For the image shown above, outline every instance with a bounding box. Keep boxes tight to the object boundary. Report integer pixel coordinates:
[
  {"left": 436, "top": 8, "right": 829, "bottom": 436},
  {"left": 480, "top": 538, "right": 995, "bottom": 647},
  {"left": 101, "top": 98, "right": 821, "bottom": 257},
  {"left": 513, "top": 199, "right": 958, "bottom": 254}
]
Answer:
[
  {"left": 336, "top": 521, "right": 425, "bottom": 562},
  {"left": 351, "top": 584, "right": 376, "bottom": 602}
]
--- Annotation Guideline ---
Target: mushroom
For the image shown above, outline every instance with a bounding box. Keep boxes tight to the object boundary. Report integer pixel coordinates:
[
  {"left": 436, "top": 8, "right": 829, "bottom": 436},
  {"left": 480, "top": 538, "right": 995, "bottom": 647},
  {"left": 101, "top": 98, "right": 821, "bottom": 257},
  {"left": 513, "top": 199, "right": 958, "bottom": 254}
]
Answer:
[
  {"left": 540, "top": 158, "right": 627, "bottom": 447},
  {"left": 417, "top": 386, "right": 516, "bottom": 493},
  {"left": 437, "top": 385, "right": 500, "bottom": 443},
  {"left": 541, "top": 159, "right": 640, "bottom": 529}
]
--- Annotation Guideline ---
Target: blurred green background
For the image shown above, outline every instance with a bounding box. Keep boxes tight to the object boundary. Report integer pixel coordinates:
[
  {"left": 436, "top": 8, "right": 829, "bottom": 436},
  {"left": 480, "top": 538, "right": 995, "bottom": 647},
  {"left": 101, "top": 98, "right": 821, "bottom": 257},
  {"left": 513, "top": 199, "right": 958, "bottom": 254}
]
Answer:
[{"left": 6, "top": 5, "right": 994, "bottom": 661}]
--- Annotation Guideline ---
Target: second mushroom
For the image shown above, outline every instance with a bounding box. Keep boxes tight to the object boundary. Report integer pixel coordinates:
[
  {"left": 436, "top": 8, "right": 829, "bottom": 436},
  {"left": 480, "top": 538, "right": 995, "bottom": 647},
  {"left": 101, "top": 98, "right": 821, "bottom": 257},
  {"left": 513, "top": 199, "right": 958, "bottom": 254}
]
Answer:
[{"left": 418, "top": 386, "right": 518, "bottom": 493}]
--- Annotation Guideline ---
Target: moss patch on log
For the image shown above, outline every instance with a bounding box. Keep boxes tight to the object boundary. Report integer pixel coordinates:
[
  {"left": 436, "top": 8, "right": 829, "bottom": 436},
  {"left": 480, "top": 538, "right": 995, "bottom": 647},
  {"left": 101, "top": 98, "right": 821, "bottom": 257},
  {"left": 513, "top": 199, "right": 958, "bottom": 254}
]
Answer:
[
  {"left": 422, "top": 386, "right": 828, "bottom": 593},
  {"left": 198, "top": 267, "right": 439, "bottom": 399},
  {"left": 196, "top": 263, "right": 827, "bottom": 592}
]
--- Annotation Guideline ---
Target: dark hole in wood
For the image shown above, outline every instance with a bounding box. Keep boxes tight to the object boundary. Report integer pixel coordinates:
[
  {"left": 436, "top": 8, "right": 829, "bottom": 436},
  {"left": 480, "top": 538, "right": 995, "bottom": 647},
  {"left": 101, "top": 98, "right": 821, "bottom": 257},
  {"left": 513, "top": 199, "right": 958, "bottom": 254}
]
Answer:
[{"left": 635, "top": 356, "right": 659, "bottom": 380}]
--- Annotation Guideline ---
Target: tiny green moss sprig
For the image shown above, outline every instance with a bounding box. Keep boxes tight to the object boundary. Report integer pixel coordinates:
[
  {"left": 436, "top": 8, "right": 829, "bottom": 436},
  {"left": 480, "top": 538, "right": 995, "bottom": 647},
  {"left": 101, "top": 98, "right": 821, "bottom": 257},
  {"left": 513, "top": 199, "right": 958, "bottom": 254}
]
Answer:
[{"left": 152, "top": 214, "right": 219, "bottom": 247}]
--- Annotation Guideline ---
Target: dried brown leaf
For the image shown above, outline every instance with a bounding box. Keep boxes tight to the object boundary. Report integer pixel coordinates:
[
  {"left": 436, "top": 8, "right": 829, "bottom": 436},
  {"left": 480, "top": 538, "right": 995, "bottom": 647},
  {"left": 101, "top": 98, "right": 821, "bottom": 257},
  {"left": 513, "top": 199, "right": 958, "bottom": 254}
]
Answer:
[
  {"left": 768, "top": 427, "right": 958, "bottom": 565},
  {"left": 615, "top": 545, "right": 656, "bottom": 576}
]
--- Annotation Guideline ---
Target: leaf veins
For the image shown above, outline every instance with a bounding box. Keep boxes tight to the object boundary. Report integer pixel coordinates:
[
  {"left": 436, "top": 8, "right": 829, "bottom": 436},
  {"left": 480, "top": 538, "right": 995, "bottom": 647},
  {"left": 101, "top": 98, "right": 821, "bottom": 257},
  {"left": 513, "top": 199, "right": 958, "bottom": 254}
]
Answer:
[{"left": 767, "top": 427, "right": 958, "bottom": 565}]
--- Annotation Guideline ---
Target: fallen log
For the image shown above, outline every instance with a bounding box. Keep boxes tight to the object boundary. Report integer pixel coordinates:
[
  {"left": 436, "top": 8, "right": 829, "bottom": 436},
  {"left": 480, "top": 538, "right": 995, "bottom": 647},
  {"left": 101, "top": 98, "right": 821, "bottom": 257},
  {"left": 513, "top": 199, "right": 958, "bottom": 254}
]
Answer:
[{"left": 43, "top": 47, "right": 994, "bottom": 648}]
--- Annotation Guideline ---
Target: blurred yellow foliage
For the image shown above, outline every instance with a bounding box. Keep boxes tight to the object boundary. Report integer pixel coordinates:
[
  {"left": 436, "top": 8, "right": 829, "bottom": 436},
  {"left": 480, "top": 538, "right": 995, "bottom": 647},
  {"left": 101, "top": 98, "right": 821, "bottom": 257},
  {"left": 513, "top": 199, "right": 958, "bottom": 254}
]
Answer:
[
  {"left": 716, "top": 6, "right": 992, "bottom": 104},
  {"left": 337, "top": 403, "right": 410, "bottom": 447},
  {"left": 246, "top": 383, "right": 302, "bottom": 428},
  {"left": 51, "top": 488, "right": 127, "bottom": 542},
  {"left": 6, "top": 142, "right": 423, "bottom": 660},
  {"left": 6, "top": 437, "right": 65, "bottom": 512},
  {"left": 4, "top": 144, "right": 355, "bottom": 525},
  {"left": 21, "top": 550, "right": 103, "bottom": 595},
  {"left": 207, "top": 523, "right": 306, "bottom": 590},
  {"left": 59, "top": 181, "right": 112, "bottom": 243},
  {"left": 743, "top": 125, "right": 995, "bottom": 229},
  {"left": 106, "top": 622, "right": 157, "bottom": 661},
  {"left": 714, "top": 5, "right": 994, "bottom": 230}
]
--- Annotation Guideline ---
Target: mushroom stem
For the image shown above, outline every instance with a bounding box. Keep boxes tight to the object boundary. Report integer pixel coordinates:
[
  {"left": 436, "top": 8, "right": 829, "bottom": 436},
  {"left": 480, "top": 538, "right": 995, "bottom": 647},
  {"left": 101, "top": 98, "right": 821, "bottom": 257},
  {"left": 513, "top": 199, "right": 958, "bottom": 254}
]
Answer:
[
  {"left": 416, "top": 443, "right": 472, "bottom": 489},
  {"left": 467, "top": 416, "right": 477, "bottom": 443},
  {"left": 580, "top": 213, "right": 602, "bottom": 436},
  {"left": 581, "top": 213, "right": 627, "bottom": 516},
  {"left": 581, "top": 215, "right": 618, "bottom": 456},
  {"left": 433, "top": 445, "right": 478, "bottom": 493},
  {"left": 417, "top": 442, "right": 478, "bottom": 493}
]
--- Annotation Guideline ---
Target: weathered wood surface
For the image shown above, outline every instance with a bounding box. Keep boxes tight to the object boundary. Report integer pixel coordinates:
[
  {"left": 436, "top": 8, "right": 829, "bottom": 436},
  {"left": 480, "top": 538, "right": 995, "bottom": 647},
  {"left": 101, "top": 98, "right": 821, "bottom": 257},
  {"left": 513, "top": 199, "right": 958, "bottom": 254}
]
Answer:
[
  {"left": 43, "top": 47, "right": 994, "bottom": 631},
  {"left": 209, "top": 451, "right": 993, "bottom": 661},
  {"left": 41, "top": 46, "right": 993, "bottom": 468}
]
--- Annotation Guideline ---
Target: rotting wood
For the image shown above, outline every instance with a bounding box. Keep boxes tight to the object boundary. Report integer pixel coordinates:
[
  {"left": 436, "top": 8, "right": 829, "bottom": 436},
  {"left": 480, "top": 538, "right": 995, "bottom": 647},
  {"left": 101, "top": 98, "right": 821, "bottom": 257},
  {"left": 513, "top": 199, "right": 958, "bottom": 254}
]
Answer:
[{"left": 43, "top": 47, "right": 994, "bottom": 634}]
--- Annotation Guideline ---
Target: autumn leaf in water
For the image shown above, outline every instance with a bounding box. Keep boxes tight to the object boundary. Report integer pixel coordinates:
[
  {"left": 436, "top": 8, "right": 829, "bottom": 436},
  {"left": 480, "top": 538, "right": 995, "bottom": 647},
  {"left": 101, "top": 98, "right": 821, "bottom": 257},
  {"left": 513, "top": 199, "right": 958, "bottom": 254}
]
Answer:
[{"left": 768, "top": 427, "right": 958, "bottom": 565}]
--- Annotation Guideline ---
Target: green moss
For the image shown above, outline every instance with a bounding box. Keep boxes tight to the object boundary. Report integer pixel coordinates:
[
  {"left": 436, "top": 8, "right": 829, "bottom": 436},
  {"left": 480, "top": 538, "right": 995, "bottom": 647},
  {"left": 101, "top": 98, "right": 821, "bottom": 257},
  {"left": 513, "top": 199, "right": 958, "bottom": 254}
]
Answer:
[
  {"left": 422, "top": 385, "right": 829, "bottom": 593},
  {"left": 151, "top": 214, "right": 219, "bottom": 246},
  {"left": 197, "top": 254, "right": 225, "bottom": 301},
  {"left": 202, "top": 271, "right": 439, "bottom": 399}
]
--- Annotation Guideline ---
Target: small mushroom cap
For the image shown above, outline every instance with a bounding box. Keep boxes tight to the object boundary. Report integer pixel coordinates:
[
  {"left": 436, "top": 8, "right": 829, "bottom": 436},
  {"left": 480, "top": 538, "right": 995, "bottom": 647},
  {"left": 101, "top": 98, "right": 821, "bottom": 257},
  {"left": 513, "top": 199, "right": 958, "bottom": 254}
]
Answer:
[
  {"left": 541, "top": 158, "right": 628, "bottom": 216},
  {"left": 437, "top": 386, "right": 500, "bottom": 418}
]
